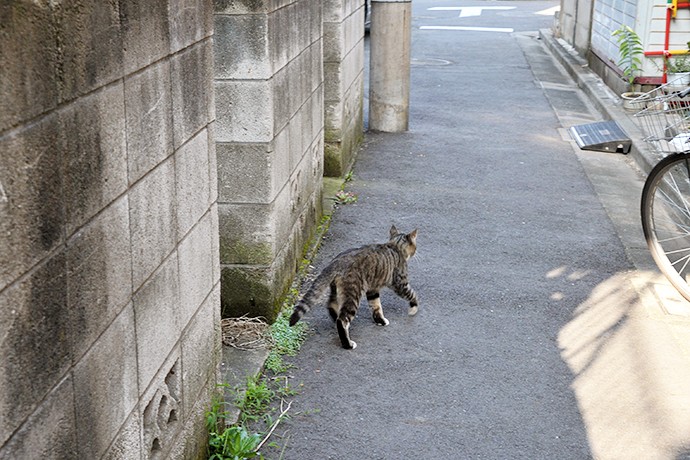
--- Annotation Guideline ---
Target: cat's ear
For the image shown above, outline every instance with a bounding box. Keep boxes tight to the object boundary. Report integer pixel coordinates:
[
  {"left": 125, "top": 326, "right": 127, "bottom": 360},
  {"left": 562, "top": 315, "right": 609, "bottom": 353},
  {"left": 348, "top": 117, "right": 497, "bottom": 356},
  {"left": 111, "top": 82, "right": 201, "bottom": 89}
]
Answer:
[
  {"left": 389, "top": 225, "right": 399, "bottom": 239},
  {"left": 407, "top": 229, "right": 418, "bottom": 243}
]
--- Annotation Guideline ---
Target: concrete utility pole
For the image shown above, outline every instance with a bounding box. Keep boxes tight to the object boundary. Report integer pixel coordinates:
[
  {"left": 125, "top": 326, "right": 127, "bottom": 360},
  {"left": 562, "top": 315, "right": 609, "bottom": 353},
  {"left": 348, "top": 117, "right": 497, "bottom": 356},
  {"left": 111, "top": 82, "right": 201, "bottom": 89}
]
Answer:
[{"left": 369, "top": 0, "right": 412, "bottom": 132}]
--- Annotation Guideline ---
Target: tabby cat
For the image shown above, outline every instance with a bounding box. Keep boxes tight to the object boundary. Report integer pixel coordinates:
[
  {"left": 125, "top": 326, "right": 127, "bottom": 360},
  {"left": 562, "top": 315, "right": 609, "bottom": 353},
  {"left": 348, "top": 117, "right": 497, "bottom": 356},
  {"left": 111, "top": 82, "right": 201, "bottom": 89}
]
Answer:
[{"left": 289, "top": 225, "right": 419, "bottom": 349}]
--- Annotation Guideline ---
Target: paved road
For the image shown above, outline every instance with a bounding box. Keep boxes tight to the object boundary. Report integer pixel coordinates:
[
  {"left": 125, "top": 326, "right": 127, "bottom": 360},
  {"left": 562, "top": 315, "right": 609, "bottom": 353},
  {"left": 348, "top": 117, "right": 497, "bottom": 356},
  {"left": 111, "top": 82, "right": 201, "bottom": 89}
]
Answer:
[{"left": 266, "top": 1, "right": 690, "bottom": 459}]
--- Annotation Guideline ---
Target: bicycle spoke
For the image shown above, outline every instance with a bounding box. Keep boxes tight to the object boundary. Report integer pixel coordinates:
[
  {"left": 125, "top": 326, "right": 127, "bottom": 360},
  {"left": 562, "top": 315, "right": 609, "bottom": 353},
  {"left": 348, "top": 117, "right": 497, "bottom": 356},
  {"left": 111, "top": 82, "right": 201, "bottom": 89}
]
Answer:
[
  {"left": 663, "top": 246, "right": 690, "bottom": 256},
  {"left": 657, "top": 233, "right": 690, "bottom": 244},
  {"left": 652, "top": 208, "right": 690, "bottom": 228},
  {"left": 653, "top": 215, "right": 690, "bottom": 235},
  {"left": 657, "top": 184, "right": 690, "bottom": 223},
  {"left": 670, "top": 252, "right": 690, "bottom": 278},
  {"left": 667, "top": 165, "right": 690, "bottom": 217}
]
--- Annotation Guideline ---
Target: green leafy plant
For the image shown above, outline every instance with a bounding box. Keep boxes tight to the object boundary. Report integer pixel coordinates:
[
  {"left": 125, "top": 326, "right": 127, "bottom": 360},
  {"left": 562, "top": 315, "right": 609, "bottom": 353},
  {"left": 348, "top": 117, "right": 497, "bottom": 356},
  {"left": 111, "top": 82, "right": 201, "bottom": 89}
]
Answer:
[
  {"left": 666, "top": 55, "right": 690, "bottom": 74},
  {"left": 236, "top": 374, "right": 275, "bottom": 424},
  {"left": 264, "top": 310, "right": 308, "bottom": 374},
  {"left": 274, "top": 376, "right": 299, "bottom": 398},
  {"left": 334, "top": 190, "right": 358, "bottom": 204},
  {"left": 208, "top": 426, "right": 263, "bottom": 460},
  {"left": 612, "top": 25, "right": 643, "bottom": 92},
  {"left": 206, "top": 374, "right": 298, "bottom": 459},
  {"left": 206, "top": 389, "right": 264, "bottom": 460},
  {"left": 206, "top": 385, "right": 231, "bottom": 432}
]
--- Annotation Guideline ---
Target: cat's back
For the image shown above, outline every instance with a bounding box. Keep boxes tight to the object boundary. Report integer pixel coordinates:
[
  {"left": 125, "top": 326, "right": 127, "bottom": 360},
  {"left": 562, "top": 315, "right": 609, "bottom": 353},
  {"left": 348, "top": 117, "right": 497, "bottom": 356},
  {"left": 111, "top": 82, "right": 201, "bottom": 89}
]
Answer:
[
  {"left": 333, "top": 242, "right": 393, "bottom": 262},
  {"left": 328, "top": 242, "right": 399, "bottom": 279}
]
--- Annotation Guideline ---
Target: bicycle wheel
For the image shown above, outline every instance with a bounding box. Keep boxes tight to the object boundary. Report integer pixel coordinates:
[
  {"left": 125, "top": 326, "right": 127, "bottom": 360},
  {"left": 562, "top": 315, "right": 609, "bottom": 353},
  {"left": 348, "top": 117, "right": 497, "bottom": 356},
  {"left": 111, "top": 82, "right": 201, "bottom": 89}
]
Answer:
[{"left": 641, "top": 152, "right": 690, "bottom": 301}]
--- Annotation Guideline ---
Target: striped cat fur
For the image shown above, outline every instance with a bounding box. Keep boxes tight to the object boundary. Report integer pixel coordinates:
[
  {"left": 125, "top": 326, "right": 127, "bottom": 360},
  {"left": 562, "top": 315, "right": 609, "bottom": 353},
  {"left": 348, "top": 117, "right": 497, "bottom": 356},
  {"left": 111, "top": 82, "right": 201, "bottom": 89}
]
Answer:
[{"left": 289, "top": 225, "right": 419, "bottom": 349}]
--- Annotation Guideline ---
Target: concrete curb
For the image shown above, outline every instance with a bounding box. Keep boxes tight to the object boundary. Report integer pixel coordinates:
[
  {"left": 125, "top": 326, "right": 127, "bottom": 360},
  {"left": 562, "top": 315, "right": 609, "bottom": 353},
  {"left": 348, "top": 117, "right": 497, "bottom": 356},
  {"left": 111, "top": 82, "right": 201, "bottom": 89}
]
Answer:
[{"left": 219, "top": 347, "right": 270, "bottom": 425}]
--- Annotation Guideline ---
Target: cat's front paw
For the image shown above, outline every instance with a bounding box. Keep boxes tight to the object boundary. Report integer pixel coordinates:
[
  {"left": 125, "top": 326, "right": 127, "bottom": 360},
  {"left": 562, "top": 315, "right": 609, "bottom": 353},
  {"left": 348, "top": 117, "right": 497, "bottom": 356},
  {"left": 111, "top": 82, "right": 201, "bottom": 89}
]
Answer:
[
  {"left": 373, "top": 315, "right": 389, "bottom": 326},
  {"left": 408, "top": 305, "right": 418, "bottom": 316}
]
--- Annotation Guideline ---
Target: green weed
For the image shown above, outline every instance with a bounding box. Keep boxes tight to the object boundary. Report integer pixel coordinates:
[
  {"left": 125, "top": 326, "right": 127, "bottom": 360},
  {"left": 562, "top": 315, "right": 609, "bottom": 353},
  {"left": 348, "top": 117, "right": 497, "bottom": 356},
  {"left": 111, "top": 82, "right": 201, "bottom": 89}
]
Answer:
[
  {"left": 334, "top": 190, "right": 358, "bottom": 204},
  {"left": 206, "top": 386, "right": 264, "bottom": 460},
  {"left": 206, "top": 385, "right": 231, "bottom": 433},
  {"left": 237, "top": 374, "right": 275, "bottom": 424},
  {"left": 264, "top": 310, "right": 308, "bottom": 374},
  {"left": 208, "top": 426, "right": 263, "bottom": 460}
]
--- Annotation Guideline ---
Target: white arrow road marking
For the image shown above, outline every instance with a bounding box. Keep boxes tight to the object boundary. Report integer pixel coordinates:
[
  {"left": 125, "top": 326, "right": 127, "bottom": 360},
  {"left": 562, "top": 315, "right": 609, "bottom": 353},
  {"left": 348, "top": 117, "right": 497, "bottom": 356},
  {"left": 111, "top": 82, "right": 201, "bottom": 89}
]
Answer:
[
  {"left": 420, "top": 25, "right": 514, "bottom": 33},
  {"left": 428, "top": 6, "right": 516, "bottom": 18},
  {"left": 535, "top": 6, "right": 560, "bottom": 16}
]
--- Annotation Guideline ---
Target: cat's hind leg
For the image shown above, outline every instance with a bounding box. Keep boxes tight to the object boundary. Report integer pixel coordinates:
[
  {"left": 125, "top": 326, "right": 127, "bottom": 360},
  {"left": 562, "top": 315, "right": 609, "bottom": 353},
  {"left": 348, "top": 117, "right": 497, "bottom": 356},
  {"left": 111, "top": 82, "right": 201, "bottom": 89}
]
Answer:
[
  {"left": 336, "top": 297, "right": 358, "bottom": 349},
  {"left": 366, "top": 291, "right": 389, "bottom": 326},
  {"left": 327, "top": 282, "right": 338, "bottom": 322}
]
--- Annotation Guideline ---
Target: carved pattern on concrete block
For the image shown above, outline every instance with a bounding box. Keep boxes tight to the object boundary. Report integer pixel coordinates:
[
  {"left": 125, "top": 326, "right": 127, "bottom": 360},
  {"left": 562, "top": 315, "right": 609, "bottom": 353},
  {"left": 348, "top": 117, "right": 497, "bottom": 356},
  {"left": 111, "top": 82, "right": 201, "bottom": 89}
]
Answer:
[{"left": 142, "top": 359, "right": 181, "bottom": 459}]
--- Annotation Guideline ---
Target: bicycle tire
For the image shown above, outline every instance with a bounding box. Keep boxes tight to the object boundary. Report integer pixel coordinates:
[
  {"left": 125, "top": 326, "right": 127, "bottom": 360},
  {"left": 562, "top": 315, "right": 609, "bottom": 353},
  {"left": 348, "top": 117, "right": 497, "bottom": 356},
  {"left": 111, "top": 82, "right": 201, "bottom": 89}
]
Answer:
[{"left": 641, "top": 152, "right": 690, "bottom": 301}]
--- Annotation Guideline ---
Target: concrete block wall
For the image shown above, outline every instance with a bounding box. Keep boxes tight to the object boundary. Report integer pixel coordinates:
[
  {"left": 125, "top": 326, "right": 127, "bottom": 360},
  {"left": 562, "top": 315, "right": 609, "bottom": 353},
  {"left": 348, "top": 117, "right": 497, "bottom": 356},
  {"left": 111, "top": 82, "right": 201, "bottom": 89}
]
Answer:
[
  {"left": 557, "top": 0, "right": 595, "bottom": 57},
  {"left": 0, "top": 1, "right": 220, "bottom": 459},
  {"left": 323, "top": 0, "right": 365, "bottom": 177},
  {"left": 214, "top": 0, "right": 325, "bottom": 321}
]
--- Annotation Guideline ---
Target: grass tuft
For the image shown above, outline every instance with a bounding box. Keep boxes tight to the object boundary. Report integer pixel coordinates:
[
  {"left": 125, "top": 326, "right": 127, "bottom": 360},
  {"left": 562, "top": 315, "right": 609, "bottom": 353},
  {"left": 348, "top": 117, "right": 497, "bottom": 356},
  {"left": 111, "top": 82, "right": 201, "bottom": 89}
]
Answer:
[{"left": 237, "top": 374, "right": 275, "bottom": 424}]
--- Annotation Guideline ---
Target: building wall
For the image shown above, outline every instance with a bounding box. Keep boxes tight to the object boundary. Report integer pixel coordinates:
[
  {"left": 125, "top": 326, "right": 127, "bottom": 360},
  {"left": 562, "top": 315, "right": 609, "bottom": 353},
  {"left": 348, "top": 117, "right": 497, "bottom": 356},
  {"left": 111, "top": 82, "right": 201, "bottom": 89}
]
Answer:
[
  {"left": 0, "top": 1, "right": 220, "bottom": 458},
  {"left": 590, "top": 0, "right": 636, "bottom": 62},
  {"left": 559, "top": 0, "right": 690, "bottom": 91},
  {"left": 214, "top": 0, "right": 325, "bottom": 321},
  {"left": 323, "top": 0, "right": 365, "bottom": 177},
  {"left": 644, "top": 2, "right": 690, "bottom": 76}
]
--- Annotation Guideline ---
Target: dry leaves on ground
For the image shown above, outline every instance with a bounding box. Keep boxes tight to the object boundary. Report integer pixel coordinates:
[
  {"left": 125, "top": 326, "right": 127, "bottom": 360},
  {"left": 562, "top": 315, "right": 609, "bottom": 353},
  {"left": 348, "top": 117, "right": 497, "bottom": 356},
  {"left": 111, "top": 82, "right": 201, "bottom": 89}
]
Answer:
[{"left": 221, "top": 316, "right": 272, "bottom": 350}]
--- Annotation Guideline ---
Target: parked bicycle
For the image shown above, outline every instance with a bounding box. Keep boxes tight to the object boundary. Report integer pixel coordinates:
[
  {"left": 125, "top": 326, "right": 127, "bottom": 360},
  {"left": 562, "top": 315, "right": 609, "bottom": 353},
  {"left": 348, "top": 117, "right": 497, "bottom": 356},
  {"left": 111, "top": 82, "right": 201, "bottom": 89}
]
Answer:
[{"left": 636, "top": 83, "right": 690, "bottom": 301}]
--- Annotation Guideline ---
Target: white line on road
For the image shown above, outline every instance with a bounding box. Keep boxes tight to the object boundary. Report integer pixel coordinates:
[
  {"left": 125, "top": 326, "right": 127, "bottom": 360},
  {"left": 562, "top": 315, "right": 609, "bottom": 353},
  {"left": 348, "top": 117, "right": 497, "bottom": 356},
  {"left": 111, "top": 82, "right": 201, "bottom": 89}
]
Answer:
[
  {"left": 419, "top": 25, "right": 514, "bottom": 33},
  {"left": 535, "top": 6, "right": 560, "bottom": 16},
  {"left": 428, "top": 6, "right": 516, "bottom": 18}
]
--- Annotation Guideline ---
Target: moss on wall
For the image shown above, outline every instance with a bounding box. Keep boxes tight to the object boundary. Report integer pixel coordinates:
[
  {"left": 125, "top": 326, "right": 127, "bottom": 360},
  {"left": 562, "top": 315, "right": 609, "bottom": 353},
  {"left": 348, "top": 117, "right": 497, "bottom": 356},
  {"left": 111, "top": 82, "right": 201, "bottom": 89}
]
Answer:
[
  {"left": 219, "top": 238, "right": 274, "bottom": 266},
  {"left": 220, "top": 197, "right": 327, "bottom": 324},
  {"left": 323, "top": 123, "right": 363, "bottom": 177}
]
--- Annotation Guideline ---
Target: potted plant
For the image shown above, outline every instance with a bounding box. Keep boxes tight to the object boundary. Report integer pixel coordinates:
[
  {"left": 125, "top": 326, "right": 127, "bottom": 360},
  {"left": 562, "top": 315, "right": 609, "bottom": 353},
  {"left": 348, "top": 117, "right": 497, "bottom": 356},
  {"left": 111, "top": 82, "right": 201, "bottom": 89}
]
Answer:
[
  {"left": 665, "top": 53, "right": 690, "bottom": 89},
  {"left": 611, "top": 25, "right": 646, "bottom": 110}
]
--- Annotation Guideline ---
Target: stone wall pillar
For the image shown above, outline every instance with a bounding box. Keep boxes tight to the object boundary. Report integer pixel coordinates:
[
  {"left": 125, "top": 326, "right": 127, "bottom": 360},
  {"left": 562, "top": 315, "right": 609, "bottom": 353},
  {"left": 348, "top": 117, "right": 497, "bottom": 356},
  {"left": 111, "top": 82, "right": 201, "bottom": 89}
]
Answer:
[
  {"left": 369, "top": 0, "right": 412, "bottom": 133},
  {"left": 323, "top": 0, "right": 366, "bottom": 177},
  {"left": 557, "top": 0, "right": 594, "bottom": 57},
  {"left": 214, "top": 1, "right": 325, "bottom": 321}
]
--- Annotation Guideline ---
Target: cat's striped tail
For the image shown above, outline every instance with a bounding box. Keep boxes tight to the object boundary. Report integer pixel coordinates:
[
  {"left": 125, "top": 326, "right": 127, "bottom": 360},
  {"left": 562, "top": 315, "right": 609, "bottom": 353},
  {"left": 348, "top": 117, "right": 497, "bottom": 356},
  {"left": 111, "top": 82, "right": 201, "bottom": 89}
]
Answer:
[
  {"left": 289, "top": 271, "right": 334, "bottom": 326},
  {"left": 289, "top": 300, "right": 309, "bottom": 326}
]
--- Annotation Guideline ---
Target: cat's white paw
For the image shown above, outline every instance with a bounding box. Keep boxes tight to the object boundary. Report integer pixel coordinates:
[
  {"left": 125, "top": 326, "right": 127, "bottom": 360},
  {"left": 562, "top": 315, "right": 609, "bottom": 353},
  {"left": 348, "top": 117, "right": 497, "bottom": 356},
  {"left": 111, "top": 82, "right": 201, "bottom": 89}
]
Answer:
[
  {"left": 350, "top": 341, "right": 357, "bottom": 349},
  {"left": 408, "top": 306, "right": 418, "bottom": 316},
  {"left": 378, "top": 317, "right": 389, "bottom": 326}
]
